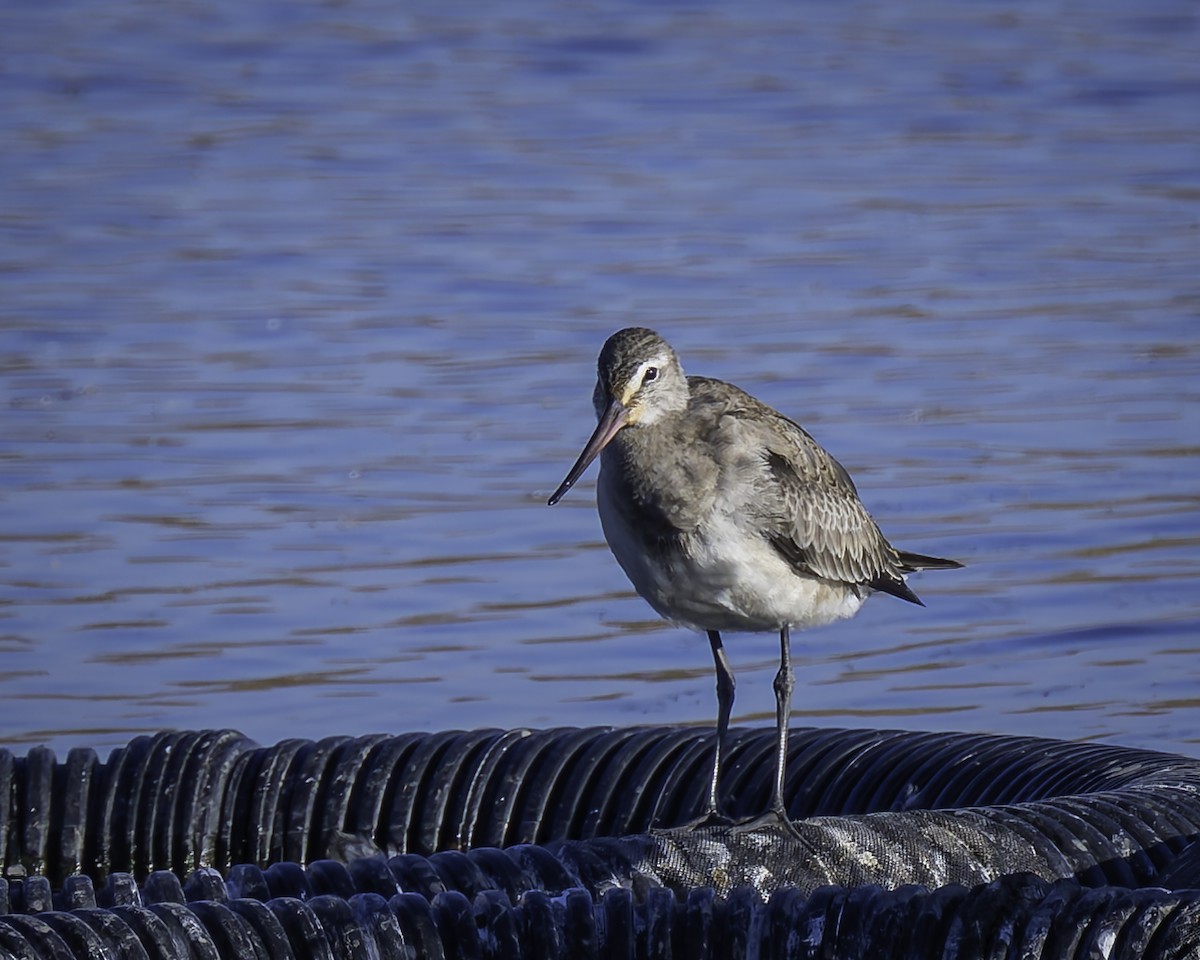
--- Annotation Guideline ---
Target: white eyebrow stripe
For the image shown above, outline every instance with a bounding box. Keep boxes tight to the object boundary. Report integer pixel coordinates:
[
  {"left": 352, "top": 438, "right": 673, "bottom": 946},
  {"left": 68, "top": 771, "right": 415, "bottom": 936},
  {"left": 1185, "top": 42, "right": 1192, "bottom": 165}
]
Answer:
[
  {"left": 630, "top": 357, "right": 667, "bottom": 388},
  {"left": 620, "top": 356, "right": 670, "bottom": 406}
]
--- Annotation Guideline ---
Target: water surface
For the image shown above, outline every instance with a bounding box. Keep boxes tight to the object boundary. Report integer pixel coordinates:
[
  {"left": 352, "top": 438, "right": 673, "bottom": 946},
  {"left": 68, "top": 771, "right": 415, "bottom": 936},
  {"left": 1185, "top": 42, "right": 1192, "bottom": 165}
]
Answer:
[{"left": 2, "top": 1, "right": 1198, "bottom": 758}]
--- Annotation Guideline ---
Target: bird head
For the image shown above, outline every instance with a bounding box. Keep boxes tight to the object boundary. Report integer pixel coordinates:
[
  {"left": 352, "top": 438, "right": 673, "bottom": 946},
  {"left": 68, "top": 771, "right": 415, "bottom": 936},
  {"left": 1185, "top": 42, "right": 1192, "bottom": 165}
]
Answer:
[{"left": 549, "top": 327, "right": 687, "bottom": 505}]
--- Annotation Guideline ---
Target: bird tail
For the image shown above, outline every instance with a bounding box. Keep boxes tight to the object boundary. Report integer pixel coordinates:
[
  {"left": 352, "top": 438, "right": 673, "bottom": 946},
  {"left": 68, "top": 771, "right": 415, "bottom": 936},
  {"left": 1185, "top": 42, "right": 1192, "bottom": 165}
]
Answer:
[{"left": 896, "top": 550, "right": 963, "bottom": 573}]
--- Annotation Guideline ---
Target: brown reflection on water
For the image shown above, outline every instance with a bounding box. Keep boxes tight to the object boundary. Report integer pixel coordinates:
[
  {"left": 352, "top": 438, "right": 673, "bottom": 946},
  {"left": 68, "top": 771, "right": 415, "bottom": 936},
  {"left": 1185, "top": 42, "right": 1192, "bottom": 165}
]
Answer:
[
  {"left": 173, "top": 669, "right": 439, "bottom": 695},
  {"left": 785, "top": 705, "right": 978, "bottom": 720},
  {"left": 90, "top": 637, "right": 307, "bottom": 665}
]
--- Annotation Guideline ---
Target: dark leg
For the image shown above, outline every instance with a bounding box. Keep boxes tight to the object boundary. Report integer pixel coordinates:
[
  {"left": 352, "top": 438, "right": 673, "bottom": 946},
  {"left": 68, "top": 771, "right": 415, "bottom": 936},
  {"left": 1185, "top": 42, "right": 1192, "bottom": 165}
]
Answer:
[
  {"left": 706, "top": 629, "right": 735, "bottom": 819},
  {"left": 729, "top": 623, "right": 801, "bottom": 837},
  {"left": 770, "top": 624, "right": 794, "bottom": 821},
  {"left": 650, "top": 630, "right": 735, "bottom": 833}
]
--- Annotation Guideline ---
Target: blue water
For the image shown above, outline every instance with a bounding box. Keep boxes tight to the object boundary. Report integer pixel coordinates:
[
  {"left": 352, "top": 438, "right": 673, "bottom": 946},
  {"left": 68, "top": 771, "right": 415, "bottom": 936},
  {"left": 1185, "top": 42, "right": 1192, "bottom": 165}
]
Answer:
[{"left": 2, "top": 1, "right": 1198, "bottom": 758}]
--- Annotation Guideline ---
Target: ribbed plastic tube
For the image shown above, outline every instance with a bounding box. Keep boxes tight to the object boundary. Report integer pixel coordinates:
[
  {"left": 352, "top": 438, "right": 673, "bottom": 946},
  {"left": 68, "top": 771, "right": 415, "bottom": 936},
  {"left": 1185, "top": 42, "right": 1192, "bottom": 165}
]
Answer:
[{"left": 1, "top": 725, "right": 1199, "bottom": 958}]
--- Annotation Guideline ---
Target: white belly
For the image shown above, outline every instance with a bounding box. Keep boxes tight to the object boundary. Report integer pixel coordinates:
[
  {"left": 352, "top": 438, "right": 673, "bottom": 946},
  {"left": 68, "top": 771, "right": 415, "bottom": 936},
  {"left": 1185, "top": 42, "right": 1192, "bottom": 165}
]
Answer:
[{"left": 598, "top": 482, "right": 867, "bottom": 634}]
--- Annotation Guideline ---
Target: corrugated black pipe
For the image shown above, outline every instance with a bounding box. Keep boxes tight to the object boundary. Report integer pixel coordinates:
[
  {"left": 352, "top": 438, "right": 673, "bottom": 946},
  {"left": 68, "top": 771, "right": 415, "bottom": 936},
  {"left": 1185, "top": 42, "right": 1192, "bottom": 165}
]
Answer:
[{"left": 1, "top": 726, "right": 1198, "bottom": 958}]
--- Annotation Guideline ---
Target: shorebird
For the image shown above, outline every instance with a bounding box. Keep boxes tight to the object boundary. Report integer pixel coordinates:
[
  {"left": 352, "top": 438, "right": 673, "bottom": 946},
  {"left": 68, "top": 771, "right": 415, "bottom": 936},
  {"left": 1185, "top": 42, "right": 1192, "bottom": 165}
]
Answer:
[{"left": 547, "top": 327, "right": 961, "bottom": 833}]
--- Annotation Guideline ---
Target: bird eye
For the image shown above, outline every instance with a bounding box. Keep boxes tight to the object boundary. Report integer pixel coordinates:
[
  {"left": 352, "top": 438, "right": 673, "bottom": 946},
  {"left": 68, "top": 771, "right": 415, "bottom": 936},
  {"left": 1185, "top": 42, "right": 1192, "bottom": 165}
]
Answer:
[{"left": 642, "top": 366, "right": 659, "bottom": 384}]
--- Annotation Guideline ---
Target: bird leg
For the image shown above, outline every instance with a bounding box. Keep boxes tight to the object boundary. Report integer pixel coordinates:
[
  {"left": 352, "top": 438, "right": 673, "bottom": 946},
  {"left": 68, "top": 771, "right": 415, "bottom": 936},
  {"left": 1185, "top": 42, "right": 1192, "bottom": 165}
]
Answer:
[
  {"left": 729, "top": 623, "right": 802, "bottom": 837},
  {"left": 650, "top": 630, "right": 735, "bottom": 833},
  {"left": 770, "top": 623, "right": 794, "bottom": 822},
  {"left": 705, "top": 629, "right": 735, "bottom": 822}
]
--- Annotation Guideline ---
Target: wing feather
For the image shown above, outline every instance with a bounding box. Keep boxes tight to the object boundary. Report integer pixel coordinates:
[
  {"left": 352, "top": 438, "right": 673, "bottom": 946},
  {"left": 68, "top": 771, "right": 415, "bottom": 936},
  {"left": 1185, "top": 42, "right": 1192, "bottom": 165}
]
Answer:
[
  {"left": 765, "top": 450, "right": 904, "bottom": 587},
  {"left": 687, "top": 375, "right": 914, "bottom": 596}
]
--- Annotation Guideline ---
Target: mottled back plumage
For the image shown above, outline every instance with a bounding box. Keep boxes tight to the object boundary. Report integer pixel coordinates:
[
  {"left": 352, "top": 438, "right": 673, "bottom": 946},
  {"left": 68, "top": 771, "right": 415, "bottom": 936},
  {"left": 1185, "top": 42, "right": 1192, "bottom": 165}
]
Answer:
[{"left": 684, "top": 375, "right": 918, "bottom": 602}]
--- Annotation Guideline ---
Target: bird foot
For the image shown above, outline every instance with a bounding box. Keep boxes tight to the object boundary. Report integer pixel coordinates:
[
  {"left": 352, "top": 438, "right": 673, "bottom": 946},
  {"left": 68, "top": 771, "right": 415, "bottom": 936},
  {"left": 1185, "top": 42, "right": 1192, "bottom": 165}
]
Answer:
[
  {"left": 651, "top": 808, "right": 736, "bottom": 835},
  {"left": 728, "top": 808, "right": 804, "bottom": 841}
]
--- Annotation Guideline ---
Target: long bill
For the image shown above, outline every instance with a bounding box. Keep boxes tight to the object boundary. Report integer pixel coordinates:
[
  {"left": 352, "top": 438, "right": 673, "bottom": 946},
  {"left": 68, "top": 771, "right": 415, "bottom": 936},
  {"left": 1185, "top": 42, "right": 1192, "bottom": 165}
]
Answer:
[{"left": 547, "top": 397, "right": 627, "bottom": 505}]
